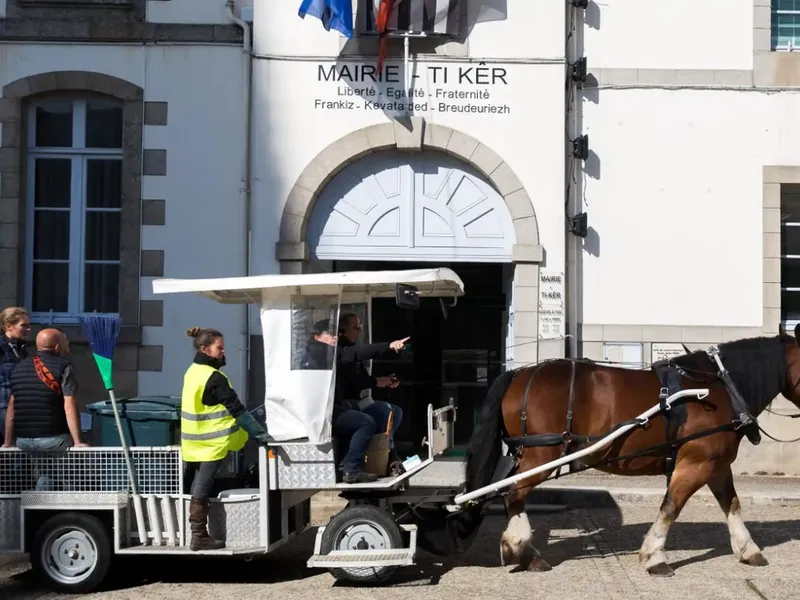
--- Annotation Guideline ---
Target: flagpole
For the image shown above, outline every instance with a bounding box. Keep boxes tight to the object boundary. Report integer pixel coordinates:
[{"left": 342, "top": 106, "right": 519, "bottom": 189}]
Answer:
[{"left": 404, "top": 32, "right": 411, "bottom": 100}]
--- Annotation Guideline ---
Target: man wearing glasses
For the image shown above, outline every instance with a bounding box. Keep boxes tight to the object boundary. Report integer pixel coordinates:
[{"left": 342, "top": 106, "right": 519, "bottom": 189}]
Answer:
[{"left": 334, "top": 312, "right": 409, "bottom": 483}]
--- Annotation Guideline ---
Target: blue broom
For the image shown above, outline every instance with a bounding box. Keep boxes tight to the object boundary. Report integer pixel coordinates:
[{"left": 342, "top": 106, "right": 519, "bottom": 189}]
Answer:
[{"left": 79, "top": 314, "right": 149, "bottom": 546}]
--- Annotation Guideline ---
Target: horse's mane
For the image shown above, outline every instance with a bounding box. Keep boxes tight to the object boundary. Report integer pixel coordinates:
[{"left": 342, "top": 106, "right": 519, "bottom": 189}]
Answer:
[{"left": 671, "top": 334, "right": 792, "bottom": 414}]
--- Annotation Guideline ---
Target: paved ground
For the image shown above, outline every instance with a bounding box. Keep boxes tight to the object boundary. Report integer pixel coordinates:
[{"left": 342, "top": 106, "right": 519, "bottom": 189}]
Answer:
[{"left": 4, "top": 488, "right": 800, "bottom": 600}]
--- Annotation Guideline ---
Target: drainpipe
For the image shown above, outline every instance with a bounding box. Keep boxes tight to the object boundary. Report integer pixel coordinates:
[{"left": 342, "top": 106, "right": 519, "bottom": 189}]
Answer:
[
  {"left": 565, "top": 1, "right": 580, "bottom": 360},
  {"left": 226, "top": 0, "right": 254, "bottom": 404}
]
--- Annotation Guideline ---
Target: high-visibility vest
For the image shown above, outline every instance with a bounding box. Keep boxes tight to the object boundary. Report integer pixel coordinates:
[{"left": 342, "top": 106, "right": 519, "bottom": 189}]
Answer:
[{"left": 180, "top": 363, "right": 248, "bottom": 462}]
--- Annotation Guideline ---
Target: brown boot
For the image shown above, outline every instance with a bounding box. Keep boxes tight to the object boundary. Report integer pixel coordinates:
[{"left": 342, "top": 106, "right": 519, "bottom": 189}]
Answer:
[{"left": 188, "top": 497, "right": 225, "bottom": 551}]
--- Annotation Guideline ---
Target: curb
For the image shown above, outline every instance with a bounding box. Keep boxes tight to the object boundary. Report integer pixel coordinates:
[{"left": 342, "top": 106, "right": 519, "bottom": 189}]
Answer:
[{"left": 528, "top": 485, "right": 800, "bottom": 508}]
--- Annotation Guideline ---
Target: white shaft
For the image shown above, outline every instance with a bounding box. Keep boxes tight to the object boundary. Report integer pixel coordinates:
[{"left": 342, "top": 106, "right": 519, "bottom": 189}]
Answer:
[{"left": 453, "top": 388, "right": 710, "bottom": 506}]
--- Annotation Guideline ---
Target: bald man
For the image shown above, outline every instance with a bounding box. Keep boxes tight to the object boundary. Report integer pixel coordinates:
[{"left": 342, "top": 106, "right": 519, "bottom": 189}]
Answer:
[{"left": 2, "top": 328, "right": 86, "bottom": 452}]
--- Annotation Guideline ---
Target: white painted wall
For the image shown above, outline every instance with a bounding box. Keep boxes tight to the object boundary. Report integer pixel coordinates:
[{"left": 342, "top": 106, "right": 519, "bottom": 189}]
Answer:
[
  {"left": 251, "top": 0, "right": 566, "bottom": 340},
  {"left": 146, "top": 0, "right": 251, "bottom": 25},
  {"left": 138, "top": 45, "right": 248, "bottom": 398},
  {"left": 0, "top": 44, "right": 248, "bottom": 398},
  {"left": 581, "top": 88, "right": 800, "bottom": 327},
  {"left": 250, "top": 57, "right": 565, "bottom": 313},
  {"left": 582, "top": 0, "right": 754, "bottom": 71},
  {"left": 256, "top": 0, "right": 564, "bottom": 60}
]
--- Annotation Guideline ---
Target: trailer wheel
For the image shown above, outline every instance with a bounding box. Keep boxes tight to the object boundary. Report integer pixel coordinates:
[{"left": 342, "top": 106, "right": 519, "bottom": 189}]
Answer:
[
  {"left": 320, "top": 504, "right": 403, "bottom": 585},
  {"left": 31, "top": 512, "right": 112, "bottom": 594}
]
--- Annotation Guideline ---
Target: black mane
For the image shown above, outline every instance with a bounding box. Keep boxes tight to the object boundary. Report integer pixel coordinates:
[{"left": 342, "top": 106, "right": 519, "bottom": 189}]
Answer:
[{"left": 671, "top": 334, "right": 791, "bottom": 415}]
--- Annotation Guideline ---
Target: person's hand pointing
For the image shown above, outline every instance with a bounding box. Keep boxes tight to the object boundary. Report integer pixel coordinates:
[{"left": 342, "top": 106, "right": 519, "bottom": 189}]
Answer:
[{"left": 390, "top": 337, "right": 410, "bottom": 352}]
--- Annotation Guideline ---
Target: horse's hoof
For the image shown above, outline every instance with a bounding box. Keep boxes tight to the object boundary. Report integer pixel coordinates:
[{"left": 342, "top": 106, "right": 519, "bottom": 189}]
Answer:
[
  {"left": 526, "top": 558, "right": 552, "bottom": 572},
  {"left": 647, "top": 562, "right": 674, "bottom": 577},
  {"left": 742, "top": 552, "right": 769, "bottom": 567}
]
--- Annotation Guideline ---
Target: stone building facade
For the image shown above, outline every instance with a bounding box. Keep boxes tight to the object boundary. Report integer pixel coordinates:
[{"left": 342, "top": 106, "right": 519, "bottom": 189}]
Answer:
[{"left": 0, "top": 0, "right": 248, "bottom": 408}]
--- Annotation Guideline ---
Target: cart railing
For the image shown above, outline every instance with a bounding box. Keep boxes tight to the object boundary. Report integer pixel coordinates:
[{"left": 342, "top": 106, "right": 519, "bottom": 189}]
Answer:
[{"left": 0, "top": 446, "right": 182, "bottom": 496}]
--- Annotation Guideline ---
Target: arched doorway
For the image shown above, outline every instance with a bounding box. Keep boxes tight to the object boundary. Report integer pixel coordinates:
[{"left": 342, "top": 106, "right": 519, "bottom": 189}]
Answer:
[{"left": 308, "top": 149, "right": 515, "bottom": 454}]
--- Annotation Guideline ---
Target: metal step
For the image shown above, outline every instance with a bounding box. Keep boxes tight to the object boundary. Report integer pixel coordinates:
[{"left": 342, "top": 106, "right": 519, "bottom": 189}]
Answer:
[
  {"left": 307, "top": 548, "right": 415, "bottom": 569},
  {"left": 117, "top": 545, "right": 266, "bottom": 556}
]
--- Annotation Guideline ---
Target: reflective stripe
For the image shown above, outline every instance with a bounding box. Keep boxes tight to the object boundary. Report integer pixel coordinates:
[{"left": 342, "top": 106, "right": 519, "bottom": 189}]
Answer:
[
  {"left": 181, "top": 409, "right": 229, "bottom": 422},
  {"left": 181, "top": 424, "right": 241, "bottom": 441}
]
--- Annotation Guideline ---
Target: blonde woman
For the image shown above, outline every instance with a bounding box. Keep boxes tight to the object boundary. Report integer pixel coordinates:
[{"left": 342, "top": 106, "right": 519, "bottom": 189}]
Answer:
[{"left": 0, "top": 307, "right": 30, "bottom": 445}]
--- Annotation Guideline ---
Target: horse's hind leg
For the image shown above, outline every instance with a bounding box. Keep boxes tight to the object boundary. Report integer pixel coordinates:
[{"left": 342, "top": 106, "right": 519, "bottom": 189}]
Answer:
[
  {"left": 707, "top": 464, "right": 768, "bottom": 566},
  {"left": 639, "top": 458, "right": 714, "bottom": 576}
]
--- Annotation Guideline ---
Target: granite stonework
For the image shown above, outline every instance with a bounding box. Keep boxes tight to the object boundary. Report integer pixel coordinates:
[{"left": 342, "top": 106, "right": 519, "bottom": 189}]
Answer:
[{"left": 0, "top": 0, "right": 243, "bottom": 44}]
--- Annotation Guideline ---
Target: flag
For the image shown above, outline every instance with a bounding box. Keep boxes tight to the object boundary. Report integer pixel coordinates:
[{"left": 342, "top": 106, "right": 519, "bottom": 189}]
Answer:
[
  {"left": 370, "top": 0, "right": 462, "bottom": 36},
  {"left": 371, "top": 0, "right": 461, "bottom": 71},
  {"left": 298, "top": 0, "right": 354, "bottom": 38},
  {"left": 375, "top": 0, "right": 395, "bottom": 74}
]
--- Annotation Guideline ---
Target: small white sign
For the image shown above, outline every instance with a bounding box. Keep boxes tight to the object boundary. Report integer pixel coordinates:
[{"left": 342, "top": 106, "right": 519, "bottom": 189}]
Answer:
[
  {"left": 538, "top": 269, "right": 565, "bottom": 340},
  {"left": 539, "top": 270, "right": 565, "bottom": 306},
  {"left": 651, "top": 342, "right": 686, "bottom": 363},
  {"left": 603, "top": 342, "right": 643, "bottom": 369},
  {"left": 476, "top": 367, "right": 488, "bottom": 383},
  {"left": 538, "top": 307, "right": 565, "bottom": 339}
]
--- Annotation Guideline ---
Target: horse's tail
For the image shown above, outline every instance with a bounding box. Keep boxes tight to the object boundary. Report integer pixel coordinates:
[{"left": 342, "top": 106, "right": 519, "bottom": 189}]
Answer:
[{"left": 464, "top": 368, "right": 517, "bottom": 493}]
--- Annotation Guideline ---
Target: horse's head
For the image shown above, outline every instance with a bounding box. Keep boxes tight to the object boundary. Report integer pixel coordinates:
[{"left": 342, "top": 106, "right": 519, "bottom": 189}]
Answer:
[{"left": 778, "top": 323, "right": 800, "bottom": 409}]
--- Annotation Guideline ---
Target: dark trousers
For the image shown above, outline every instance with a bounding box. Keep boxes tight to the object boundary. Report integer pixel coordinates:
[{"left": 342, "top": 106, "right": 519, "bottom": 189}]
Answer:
[
  {"left": 185, "top": 459, "right": 223, "bottom": 499},
  {"left": 332, "top": 406, "right": 376, "bottom": 474}
]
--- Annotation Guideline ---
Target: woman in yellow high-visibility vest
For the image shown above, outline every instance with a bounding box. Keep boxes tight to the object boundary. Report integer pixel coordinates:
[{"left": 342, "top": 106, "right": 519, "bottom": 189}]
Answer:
[{"left": 181, "top": 326, "right": 271, "bottom": 551}]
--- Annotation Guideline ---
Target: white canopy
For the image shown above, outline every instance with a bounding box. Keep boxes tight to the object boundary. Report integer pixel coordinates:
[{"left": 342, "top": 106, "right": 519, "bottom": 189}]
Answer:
[
  {"left": 152, "top": 268, "right": 465, "bottom": 444},
  {"left": 152, "top": 268, "right": 465, "bottom": 304}
]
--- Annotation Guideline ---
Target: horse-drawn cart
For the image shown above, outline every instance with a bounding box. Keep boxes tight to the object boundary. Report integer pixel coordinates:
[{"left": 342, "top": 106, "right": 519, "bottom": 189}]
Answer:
[{"left": 0, "top": 268, "right": 718, "bottom": 592}]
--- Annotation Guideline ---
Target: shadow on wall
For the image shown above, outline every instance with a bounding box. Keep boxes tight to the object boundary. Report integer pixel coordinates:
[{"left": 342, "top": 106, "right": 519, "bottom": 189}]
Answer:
[
  {"left": 583, "top": 74, "right": 600, "bottom": 105},
  {"left": 584, "top": 149, "right": 600, "bottom": 180},
  {"left": 332, "top": 0, "right": 508, "bottom": 125},
  {"left": 583, "top": 226, "right": 600, "bottom": 257},
  {"left": 585, "top": 0, "right": 601, "bottom": 30}
]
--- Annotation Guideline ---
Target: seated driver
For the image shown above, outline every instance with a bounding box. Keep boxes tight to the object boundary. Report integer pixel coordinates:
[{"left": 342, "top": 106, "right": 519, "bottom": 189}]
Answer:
[
  {"left": 301, "top": 319, "right": 337, "bottom": 370},
  {"left": 334, "top": 312, "right": 408, "bottom": 482}
]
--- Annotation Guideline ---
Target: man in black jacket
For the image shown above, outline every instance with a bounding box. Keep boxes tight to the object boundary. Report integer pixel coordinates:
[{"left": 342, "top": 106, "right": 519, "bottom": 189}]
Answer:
[
  {"left": 2, "top": 328, "right": 86, "bottom": 453},
  {"left": 333, "top": 312, "right": 408, "bottom": 483}
]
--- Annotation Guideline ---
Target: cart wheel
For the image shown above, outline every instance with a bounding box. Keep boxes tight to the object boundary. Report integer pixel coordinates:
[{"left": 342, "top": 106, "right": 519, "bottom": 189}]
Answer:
[
  {"left": 31, "top": 512, "right": 112, "bottom": 594},
  {"left": 320, "top": 504, "right": 404, "bottom": 585}
]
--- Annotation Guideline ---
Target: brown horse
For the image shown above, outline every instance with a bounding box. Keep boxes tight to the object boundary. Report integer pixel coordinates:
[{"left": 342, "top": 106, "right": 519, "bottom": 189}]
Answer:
[{"left": 462, "top": 324, "right": 800, "bottom": 576}]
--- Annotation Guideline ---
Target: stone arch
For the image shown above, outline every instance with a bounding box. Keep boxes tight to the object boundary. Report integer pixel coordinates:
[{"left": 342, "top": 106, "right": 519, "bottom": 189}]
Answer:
[
  {"left": 0, "top": 70, "right": 144, "bottom": 328},
  {"left": 2, "top": 70, "right": 143, "bottom": 101},
  {"left": 276, "top": 118, "right": 543, "bottom": 270}
]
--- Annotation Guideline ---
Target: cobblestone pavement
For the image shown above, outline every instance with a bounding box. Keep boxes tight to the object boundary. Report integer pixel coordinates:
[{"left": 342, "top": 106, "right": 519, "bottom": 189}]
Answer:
[{"left": 3, "top": 500, "right": 800, "bottom": 600}]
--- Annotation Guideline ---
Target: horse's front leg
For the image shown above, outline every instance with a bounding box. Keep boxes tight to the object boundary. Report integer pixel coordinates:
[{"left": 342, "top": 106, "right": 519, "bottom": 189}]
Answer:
[
  {"left": 639, "top": 458, "right": 714, "bottom": 576},
  {"left": 500, "top": 451, "right": 558, "bottom": 573},
  {"left": 707, "top": 464, "right": 768, "bottom": 566},
  {"left": 500, "top": 493, "right": 551, "bottom": 572}
]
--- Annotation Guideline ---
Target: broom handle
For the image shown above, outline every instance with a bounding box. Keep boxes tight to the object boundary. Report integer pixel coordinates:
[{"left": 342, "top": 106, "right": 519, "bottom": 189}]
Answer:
[{"left": 107, "top": 388, "right": 140, "bottom": 495}]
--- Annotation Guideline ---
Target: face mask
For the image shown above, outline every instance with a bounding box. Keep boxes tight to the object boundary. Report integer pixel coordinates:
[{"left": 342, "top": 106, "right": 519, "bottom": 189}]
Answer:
[{"left": 218, "top": 354, "right": 227, "bottom": 367}]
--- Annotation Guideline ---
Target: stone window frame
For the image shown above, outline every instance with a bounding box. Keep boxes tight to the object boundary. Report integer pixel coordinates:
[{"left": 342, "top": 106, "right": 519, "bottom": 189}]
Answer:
[
  {"left": 753, "top": 0, "right": 800, "bottom": 87},
  {"left": 0, "top": 71, "right": 143, "bottom": 344},
  {"left": 23, "top": 93, "right": 126, "bottom": 321},
  {"left": 780, "top": 183, "right": 800, "bottom": 328}
]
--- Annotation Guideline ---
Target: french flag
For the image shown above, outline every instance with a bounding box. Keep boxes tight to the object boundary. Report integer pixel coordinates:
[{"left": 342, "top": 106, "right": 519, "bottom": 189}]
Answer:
[{"left": 298, "top": 0, "right": 354, "bottom": 38}]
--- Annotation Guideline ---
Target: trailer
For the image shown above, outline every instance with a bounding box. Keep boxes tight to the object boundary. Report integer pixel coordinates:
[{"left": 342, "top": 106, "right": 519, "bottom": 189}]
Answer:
[{"left": 0, "top": 268, "right": 711, "bottom": 593}]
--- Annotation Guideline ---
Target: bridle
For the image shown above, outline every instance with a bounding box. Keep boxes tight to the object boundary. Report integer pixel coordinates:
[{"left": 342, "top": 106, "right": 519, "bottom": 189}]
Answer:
[
  {"left": 675, "top": 351, "right": 800, "bottom": 442},
  {"left": 763, "top": 358, "right": 800, "bottom": 419}
]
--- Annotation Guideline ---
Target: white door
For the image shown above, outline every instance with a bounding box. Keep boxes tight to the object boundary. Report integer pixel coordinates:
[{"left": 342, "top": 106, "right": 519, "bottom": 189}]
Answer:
[{"left": 308, "top": 150, "right": 515, "bottom": 262}]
